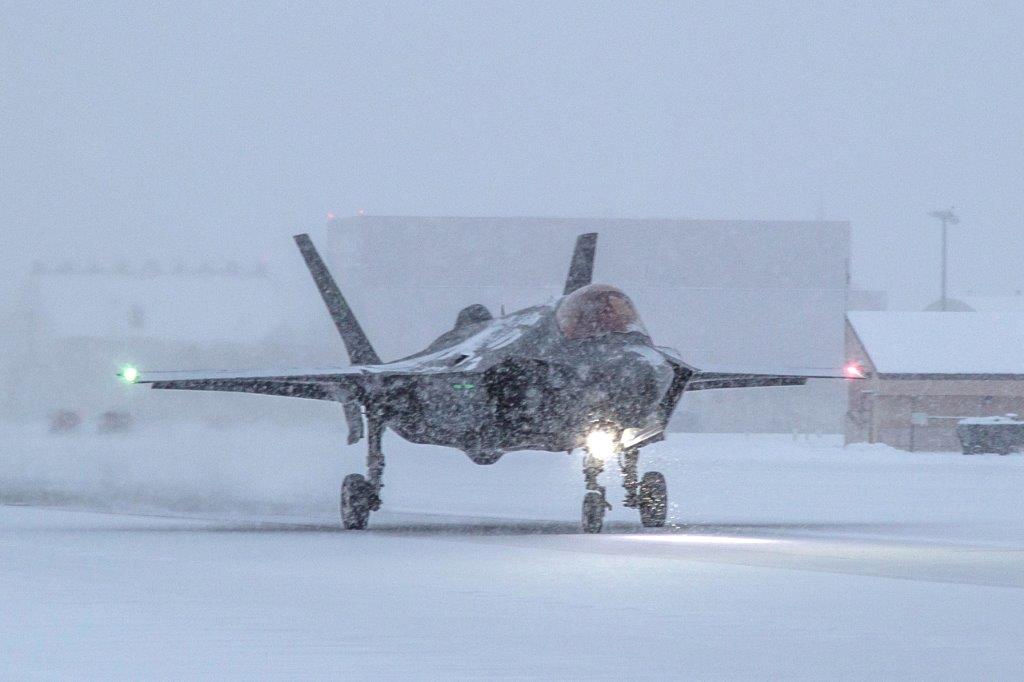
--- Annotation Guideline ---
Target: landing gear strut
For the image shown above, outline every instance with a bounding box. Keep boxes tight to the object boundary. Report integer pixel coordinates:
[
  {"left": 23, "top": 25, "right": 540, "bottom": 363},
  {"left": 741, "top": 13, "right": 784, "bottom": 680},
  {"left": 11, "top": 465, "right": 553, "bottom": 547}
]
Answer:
[
  {"left": 340, "top": 418, "right": 384, "bottom": 530},
  {"left": 581, "top": 452, "right": 611, "bottom": 533},
  {"left": 619, "top": 448, "right": 640, "bottom": 508}
]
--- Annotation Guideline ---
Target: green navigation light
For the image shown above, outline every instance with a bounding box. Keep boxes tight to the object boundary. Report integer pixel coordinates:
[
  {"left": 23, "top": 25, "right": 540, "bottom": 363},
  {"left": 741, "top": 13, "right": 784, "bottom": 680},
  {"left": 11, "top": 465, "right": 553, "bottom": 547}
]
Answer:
[{"left": 120, "top": 365, "right": 139, "bottom": 383}]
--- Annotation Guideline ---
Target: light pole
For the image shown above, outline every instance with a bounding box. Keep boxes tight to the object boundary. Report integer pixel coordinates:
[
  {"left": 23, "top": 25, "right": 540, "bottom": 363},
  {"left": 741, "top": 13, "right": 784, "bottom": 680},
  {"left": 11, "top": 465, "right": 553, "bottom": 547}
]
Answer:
[{"left": 928, "top": 208, "right": 959, "bottom": 311}]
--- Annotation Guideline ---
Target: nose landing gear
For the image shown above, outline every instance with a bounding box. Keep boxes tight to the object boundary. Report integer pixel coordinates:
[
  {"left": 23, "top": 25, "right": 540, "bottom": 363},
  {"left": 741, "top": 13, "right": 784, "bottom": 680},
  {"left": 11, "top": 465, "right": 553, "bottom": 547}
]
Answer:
[
  {"left": 579, "top": 444, "right": 668, "bottom": 532},
  {"left": 581, "top": 451, "right": 612, "bottom": 533}
]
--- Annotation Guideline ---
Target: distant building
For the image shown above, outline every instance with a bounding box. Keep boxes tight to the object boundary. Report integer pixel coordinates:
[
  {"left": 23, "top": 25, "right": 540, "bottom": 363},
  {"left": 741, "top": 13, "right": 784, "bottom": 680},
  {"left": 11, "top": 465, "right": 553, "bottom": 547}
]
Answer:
[
  {"left": 4, "top": 261, "right": 315, "bottom": 424},
  {"left": 845, "top": 312, "right": 1024, "bottom": 451},
  {"left": 328, "top": 215, "right": 852, "bottom": 433}
]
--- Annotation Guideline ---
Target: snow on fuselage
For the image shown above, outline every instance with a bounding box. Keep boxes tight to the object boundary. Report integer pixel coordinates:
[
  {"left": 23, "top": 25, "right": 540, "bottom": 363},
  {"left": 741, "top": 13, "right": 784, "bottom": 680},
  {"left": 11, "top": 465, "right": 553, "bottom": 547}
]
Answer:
[{"left": 373, "top": 287, "right": 679, "bottom": 462}]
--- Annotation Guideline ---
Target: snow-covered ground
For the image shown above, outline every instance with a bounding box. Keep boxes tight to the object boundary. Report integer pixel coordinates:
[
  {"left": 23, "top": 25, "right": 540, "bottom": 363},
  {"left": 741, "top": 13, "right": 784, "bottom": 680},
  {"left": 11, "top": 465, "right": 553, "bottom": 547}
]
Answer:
[{"left": 3, "top": 422, "right": 1024, "bottom": 678}]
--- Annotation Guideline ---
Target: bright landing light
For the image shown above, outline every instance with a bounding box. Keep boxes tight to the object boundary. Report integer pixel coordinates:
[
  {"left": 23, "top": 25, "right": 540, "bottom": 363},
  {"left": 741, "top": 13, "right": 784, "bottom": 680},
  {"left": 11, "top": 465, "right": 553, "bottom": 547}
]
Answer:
[
  {"left": 120, "top": 365, "right": 139, "bottom": 383},
  {"left": 843, "top": 361, "right": 866, "bottom": 379},
  {"left": 585, "top": 429, "right": 618, "bottom": 461}
]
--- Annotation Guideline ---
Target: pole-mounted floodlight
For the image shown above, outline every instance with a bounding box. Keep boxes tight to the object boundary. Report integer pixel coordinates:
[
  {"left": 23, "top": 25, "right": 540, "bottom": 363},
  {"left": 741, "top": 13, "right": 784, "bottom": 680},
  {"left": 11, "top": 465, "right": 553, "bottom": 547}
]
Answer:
[{"left": 928, "top": 208, "right": 959, "bottom": 311}]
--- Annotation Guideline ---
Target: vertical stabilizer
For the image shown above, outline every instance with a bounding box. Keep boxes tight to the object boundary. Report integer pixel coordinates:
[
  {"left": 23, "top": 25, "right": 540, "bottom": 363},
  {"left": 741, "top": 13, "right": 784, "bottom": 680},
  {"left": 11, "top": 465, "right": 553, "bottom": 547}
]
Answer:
[
  {"left": 294, "top": 233, "right": 382, "bottom": 365},
  {"left": 563, "top": 232, "right": 598, "bottom": 295}
]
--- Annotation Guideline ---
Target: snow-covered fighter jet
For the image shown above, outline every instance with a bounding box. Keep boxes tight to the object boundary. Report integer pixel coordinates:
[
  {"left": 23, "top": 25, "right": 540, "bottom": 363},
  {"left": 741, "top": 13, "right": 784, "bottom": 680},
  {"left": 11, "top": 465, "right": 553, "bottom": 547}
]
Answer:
[{"left": 127, "top": 233, "right": 852, "bottom": 532}]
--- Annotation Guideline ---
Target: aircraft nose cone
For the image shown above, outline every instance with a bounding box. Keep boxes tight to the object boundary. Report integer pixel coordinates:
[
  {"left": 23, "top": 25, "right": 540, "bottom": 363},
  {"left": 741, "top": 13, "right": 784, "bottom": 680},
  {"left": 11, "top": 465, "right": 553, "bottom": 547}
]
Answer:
[{"left": 580, "top": 347, "right": 668, "bottom": 424}]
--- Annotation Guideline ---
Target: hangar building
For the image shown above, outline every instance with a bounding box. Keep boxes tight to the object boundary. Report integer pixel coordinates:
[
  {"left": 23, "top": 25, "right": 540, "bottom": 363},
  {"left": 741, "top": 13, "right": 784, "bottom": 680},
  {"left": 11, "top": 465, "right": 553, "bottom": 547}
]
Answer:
[
  {"left": 327, "top": 215, "right": 852, "bottom": 433},
  {"left": 845, "top": 312, "right": 1024, "bottom": 451},
  {"left": 3, "top": 261, "right": 320, "bottom": 425}
]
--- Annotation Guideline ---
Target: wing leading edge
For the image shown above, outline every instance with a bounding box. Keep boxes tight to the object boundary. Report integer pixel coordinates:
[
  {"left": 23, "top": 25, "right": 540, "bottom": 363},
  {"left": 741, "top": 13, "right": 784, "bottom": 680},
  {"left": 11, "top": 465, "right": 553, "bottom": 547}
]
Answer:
[
  {"left": 131, "top": 368, "right": 364, "bottom": 402},
  {"left": 685, "top": 364, "right": 855, "bottom": 391}
]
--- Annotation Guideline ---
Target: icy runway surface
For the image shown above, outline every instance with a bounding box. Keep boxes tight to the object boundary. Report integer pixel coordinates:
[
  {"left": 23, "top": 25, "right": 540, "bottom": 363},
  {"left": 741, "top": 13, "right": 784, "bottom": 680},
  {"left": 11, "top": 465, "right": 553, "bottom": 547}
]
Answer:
[{"left": 3, "top": 424, "right": 1024, "bottom": 678}]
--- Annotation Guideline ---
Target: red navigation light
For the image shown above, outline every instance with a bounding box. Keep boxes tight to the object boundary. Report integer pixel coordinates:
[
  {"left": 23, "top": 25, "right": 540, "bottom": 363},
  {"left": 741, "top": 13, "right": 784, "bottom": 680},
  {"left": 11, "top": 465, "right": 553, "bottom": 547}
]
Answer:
[{"left": 844, "top": 361, "right": 865, "bottom": 379}]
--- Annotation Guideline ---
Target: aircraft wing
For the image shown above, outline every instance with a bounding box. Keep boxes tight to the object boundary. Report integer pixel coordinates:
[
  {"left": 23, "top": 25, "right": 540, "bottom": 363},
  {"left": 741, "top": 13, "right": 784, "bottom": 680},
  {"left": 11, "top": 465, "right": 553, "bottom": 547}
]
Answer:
[
  {"left": 685, "top": 364, "right": 858, "bottom": 391},
  {"left": 129, "top": 367, "right": 370, "bottom": 402}
]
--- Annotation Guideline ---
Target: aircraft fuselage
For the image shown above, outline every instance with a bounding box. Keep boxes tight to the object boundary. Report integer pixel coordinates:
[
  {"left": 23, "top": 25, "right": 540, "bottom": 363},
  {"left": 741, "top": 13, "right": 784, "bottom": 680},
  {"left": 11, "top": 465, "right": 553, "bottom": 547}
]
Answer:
[{"left": 370, "top": 303, "right": 682, "bottom": 463}]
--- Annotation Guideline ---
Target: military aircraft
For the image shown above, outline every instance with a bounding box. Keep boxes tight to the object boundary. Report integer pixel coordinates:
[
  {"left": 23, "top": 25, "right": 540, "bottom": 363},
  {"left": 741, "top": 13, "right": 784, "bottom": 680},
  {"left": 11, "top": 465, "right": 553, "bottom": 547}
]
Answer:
[{"left": 125, "top": 232, "right": 858, "bottom": 532}]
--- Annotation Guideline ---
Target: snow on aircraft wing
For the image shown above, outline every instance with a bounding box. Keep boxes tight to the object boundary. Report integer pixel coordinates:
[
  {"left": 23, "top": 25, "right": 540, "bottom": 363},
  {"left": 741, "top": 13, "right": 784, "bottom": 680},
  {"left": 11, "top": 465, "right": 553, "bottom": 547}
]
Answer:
[
  {"left": 125, "top": 308, "right": 548, "bottom": 399},
  {"left": 686, "top": 363, "right": 860, "bottom": 391},
  {"left": 128, "top": 354, "right": 496, "bottom": 398},
  {"left": 130, "top": 367, "right": 373, "bottom": 402}
]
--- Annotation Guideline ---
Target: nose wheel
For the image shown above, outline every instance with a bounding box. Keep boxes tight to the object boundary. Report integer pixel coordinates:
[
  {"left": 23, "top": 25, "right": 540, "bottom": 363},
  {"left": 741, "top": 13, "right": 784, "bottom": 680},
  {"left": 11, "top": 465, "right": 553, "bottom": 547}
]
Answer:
[
  {"left": 581, "top": 491, "right": 606, "bottom": 533},
  {"left": 620, "top": 448, "right": 668, "bottom": 528},
  {"left": 638, "top": 471, "right": 667, "bottom": 527}
]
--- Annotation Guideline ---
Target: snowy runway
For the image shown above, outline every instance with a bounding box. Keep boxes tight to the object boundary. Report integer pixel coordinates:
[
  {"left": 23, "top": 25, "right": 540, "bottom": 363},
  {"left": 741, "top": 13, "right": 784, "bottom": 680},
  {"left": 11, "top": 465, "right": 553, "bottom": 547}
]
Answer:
[{"left": 3, "top": 424, "right": 1024, "bottom": 678}]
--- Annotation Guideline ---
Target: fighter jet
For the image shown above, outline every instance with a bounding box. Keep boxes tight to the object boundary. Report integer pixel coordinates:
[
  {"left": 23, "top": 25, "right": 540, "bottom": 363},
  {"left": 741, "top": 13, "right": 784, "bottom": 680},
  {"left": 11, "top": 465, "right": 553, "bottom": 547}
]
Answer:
[{"left": 126, "top": 233, "right": 856, "bottom": 532}]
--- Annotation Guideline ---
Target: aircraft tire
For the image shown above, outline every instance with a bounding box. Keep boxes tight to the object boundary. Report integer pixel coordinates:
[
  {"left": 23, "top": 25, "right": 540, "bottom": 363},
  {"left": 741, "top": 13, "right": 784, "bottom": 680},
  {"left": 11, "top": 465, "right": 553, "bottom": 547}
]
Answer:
[
  {"left": 341, "top": 473, "right": 372, "bottom": 530},
  {"left": 639, "top": 471, "right": 667, "bottom": 528},
  {"left": 581, "top": 491, "right": 605, "bottom": 534}
]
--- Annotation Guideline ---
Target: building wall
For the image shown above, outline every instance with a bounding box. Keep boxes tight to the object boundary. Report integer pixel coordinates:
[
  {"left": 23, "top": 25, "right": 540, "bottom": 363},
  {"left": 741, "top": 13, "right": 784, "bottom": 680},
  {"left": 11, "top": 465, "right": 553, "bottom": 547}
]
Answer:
[
  {"left": 844, "top": 322, "right": 1024, "bottom": 451},
  {"left": 3, "top": 265, "right": 340, "bottom": 426},
  {"left": 328, "top": 215, "right": 852, "bottom": 433},
  {"left": 847, "top": 289, "right": 888, "bottom": 311}
]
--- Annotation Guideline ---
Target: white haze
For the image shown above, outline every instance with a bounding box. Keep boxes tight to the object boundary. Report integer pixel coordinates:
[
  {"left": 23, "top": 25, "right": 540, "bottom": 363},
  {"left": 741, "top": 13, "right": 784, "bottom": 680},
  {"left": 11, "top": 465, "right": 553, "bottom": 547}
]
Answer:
[
  {"left": 5, "top": 7, "right": 1024, "bottom": 677},
  {"left": 1, "top": 1, "right": 1021, "bottom": 438},
  {"left": 2, "top": 1, "right": 1024, "bottom": 314}
]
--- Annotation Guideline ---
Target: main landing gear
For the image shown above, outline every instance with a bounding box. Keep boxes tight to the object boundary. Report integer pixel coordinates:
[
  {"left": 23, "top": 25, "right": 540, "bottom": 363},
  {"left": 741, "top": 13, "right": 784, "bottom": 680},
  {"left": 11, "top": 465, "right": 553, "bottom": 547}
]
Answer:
[
  {"left": 580, "top": 446, "right": 667, "bottom": 533},
  {"left": 341, "top": 419, "right": 384, "bottom": 530},
  {"left": 581, "top": 451, "right": 612, "bottom": 533}
]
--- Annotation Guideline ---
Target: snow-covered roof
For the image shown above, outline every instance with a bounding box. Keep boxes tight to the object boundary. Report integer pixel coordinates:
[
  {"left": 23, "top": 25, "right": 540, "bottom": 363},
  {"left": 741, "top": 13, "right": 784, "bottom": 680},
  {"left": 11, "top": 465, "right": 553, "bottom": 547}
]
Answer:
[{"left": 847, "top": 311, "right": 1024, "bottom": 376}]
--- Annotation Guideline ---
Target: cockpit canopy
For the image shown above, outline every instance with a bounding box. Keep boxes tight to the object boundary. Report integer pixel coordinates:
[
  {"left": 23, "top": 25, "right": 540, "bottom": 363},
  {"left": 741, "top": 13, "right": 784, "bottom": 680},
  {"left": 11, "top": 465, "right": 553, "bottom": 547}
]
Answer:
[{"left": 555, "top": 284, "right": 649, "bottom": 341}]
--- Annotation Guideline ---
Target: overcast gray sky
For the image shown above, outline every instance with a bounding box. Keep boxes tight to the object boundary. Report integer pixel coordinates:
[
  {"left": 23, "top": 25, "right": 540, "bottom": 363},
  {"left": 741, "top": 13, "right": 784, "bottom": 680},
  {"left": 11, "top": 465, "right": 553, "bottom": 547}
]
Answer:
[{"left": 2, "top": 1, "right": 1022, "bottom": 309}]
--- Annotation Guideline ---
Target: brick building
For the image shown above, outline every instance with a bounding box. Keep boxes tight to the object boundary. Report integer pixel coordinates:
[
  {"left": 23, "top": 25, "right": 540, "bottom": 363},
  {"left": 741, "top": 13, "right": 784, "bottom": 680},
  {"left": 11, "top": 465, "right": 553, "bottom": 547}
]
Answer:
[{"left": 845, "top": 312, "right": 1024, "bottom": 451}]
